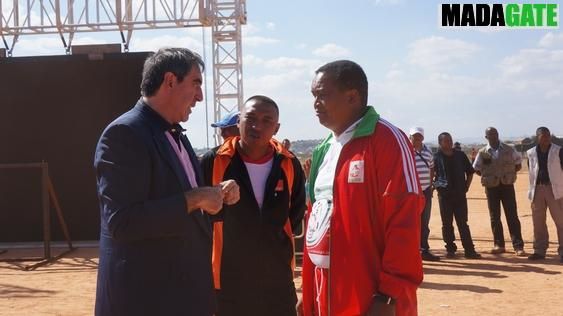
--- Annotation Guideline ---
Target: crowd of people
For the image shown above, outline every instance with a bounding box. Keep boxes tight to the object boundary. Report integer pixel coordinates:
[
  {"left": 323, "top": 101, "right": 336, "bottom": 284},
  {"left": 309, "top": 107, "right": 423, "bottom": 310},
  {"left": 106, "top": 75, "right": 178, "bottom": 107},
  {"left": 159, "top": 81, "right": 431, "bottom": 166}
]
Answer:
[
  {"left": 409, "top": 126, "right": 563, "bottom": 264},
  {"left": 93, "top": 47, "right": 563, "bottom": 316}
]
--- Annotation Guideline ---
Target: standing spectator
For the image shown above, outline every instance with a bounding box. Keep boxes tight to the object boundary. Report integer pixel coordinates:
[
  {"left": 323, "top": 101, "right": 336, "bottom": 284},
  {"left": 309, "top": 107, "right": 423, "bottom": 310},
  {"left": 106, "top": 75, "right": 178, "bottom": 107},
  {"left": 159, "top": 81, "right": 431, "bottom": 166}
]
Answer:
[
  {"left": 526, "top": 127, "right": 563, "bottom": 263},
  {"left": 409, "top": 127, "right": 440, "bottom": 261},
  {"left": 282, "top": 138, "right": 292, "bottom": 151},
  {"left": 434, "top": 132, "right": 481, "bottom": 259},
  {"left": 470, "top": 148, "right": 478, "bottom": 163},
  {"left": 473, "top": 127, "right": 525, "bottom": 256},
  {"left": 300, "top": 60, "right": 423, "bottom": 316},
  {"left": 211, "top": 111, "right": 240, "bottom": 141}
]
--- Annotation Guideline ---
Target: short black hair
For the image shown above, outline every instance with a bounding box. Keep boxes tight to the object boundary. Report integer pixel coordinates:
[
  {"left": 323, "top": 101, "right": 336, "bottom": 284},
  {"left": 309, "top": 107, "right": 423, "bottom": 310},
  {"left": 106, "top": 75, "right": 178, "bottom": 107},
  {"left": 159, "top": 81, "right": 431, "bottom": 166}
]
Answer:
[
  {"left": 244, "top": 95, "right": 279, "bottom": 115},
  {"left": 438, "top": 132, "right": 451, "bottom": 143},
  {"left": 140, "top": 47, "right": 205, "bottom": 97},
  {"left": 536, "top": 126, "right": 550, "bottom": 136},
  {"left": 315, "top": 60, "right": 368, "bottom": 106}
]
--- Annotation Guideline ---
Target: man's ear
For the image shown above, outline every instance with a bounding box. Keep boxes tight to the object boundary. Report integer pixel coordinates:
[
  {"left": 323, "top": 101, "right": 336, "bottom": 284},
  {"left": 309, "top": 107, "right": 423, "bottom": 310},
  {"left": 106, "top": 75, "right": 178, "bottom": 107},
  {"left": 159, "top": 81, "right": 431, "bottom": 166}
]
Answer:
[
  {"left": 163, "top": 72, "right": 176, "bottom": 88},
  {"left": 274, "top": 123, "right": 280, "bottom": 135},
  {"left": 347, "top": 89, "right": 360, "bottom": 105}
]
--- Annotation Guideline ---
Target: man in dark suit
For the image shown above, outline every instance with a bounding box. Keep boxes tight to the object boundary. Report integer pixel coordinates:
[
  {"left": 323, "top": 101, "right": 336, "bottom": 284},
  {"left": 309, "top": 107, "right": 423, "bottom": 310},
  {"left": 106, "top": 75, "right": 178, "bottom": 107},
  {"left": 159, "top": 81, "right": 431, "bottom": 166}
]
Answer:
[{"left": 94, "top": 47, "right": 239, "bottom": 316}]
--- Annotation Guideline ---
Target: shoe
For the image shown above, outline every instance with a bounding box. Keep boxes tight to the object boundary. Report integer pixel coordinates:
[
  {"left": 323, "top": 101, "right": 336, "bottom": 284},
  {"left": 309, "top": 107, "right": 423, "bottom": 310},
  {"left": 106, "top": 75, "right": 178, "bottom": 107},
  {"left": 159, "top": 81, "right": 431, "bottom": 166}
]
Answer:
[
  {"left": 490, "top": 246, "right": 506, "bottom": 254},
  {"left": 464, "top": 251, "right": 482, "bottom": 259},
  {"left": 421, "top": 251, "right": 441, "bottom": 261},
  {"left": 446, "top": 251, "right": 456, "bottom": 259},
  {"left": 515, "top": 249, "right": 526, "bottom": 257},
  {"left": 527, "top": 253, "right": 545, "bottom": 261}
]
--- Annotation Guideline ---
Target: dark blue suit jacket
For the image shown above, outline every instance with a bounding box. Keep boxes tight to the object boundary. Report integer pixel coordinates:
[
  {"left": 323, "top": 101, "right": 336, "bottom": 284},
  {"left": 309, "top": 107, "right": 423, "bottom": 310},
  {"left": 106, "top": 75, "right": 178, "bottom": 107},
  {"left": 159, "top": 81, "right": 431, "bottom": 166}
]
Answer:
[{"left": 94, "top": 99, "right": 215, "bottom": 316}]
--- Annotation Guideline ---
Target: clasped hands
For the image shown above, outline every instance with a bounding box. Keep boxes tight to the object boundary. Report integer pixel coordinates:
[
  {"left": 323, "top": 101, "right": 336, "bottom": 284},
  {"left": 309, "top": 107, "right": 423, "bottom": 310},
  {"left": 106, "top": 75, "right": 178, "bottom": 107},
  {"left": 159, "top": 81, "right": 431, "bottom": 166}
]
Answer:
[{"left": 186, "top": 180, "right": 240, "bottom": 215}]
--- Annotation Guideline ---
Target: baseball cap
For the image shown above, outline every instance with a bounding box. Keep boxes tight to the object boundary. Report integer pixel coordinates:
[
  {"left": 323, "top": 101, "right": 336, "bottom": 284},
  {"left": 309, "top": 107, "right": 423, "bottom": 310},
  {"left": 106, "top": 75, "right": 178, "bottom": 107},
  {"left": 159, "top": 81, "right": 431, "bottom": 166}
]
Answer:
[
  {"left": 409, "top": 127, "right": 424, "bottom": 137},
  {"left": 211, "top": 111, "right": 239, "bottom": 128}
]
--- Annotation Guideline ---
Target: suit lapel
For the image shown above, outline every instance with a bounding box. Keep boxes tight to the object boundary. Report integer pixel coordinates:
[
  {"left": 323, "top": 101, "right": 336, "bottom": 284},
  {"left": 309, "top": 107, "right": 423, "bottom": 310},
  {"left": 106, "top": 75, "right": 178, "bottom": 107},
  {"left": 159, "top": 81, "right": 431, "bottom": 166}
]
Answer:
[
  {"left": 154, "top": 132, "right": 191, "bottom": 190},
  {"left": 139, "top": 101, "right": 212, "bottom": 238}
]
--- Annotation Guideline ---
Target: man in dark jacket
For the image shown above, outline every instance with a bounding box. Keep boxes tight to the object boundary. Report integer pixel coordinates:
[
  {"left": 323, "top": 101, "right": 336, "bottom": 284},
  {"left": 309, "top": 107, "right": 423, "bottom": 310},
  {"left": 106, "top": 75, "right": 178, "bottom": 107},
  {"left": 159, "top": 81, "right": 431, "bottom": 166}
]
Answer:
[
  {"left": 94, "top": 47, "right": 239, "bottom": 316},
  {"left": 434, "top": 132, "right": 481, "bottom": 259},
  {"left": 201, "top": 95, "right": 306, "bottom": 316}
]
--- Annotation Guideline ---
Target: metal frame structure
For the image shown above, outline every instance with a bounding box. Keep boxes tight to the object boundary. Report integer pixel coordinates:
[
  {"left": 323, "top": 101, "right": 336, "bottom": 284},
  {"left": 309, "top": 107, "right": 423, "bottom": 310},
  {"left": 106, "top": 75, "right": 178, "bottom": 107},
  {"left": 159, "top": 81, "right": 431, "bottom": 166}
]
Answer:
[
  {"left": 1, "top": 0, "right": 246, "bottom": 146},
  {"left": 0, "top": 162, "right": 75, "bottom": 270},
  {"left": 207, "top": 0, "right": 245, "bottom": 145}
]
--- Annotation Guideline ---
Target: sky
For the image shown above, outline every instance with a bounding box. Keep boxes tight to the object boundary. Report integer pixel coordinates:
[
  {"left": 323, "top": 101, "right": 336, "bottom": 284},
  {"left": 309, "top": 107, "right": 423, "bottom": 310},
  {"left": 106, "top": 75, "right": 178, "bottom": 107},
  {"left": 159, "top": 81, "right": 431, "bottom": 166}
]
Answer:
[{"left": 4, "top": 0, "right": 563, "bottom": 148}]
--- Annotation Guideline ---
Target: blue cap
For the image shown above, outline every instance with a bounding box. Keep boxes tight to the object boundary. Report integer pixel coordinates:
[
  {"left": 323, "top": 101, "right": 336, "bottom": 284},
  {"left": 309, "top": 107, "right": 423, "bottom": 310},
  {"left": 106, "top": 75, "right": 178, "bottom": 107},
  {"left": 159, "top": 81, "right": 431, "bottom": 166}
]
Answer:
[{"left": 211, "top": 111, "right": 239, "bottom": 128}]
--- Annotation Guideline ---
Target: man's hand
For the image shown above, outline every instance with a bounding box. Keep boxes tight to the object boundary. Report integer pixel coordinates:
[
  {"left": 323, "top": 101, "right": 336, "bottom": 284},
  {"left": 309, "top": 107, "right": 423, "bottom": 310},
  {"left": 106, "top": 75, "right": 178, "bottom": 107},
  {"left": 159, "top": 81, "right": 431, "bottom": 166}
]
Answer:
[
  {"left": 220, "top": 179, "right": 240, "bottom": 205},
  {"left": 365, "top": 299, "right": 395, "bottom": 316},
  {"left": 185, "top": 186, "right": 224, "bottom": 215}
]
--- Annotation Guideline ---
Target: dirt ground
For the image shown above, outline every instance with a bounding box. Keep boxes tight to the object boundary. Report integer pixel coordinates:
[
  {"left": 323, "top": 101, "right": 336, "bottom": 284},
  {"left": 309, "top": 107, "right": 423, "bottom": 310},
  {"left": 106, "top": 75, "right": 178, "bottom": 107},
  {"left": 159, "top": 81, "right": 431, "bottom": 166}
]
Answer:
[{"left": 1, "top": 168, "right": 562, "bottom": 315}]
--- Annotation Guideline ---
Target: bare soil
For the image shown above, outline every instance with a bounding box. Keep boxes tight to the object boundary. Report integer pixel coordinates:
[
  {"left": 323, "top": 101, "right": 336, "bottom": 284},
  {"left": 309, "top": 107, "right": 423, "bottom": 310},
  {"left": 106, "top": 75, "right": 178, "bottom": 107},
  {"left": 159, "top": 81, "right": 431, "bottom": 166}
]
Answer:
[{"left": 1, "top": 169, "right": 562, "bottom": 315}]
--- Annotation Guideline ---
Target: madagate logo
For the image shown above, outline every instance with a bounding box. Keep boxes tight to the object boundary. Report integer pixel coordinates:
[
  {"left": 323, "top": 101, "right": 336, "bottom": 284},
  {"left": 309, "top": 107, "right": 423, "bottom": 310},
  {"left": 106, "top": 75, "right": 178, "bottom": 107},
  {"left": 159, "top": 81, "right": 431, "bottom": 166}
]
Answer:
[{"left": 440, "top": 3, "right": 559, "bottom": 29}]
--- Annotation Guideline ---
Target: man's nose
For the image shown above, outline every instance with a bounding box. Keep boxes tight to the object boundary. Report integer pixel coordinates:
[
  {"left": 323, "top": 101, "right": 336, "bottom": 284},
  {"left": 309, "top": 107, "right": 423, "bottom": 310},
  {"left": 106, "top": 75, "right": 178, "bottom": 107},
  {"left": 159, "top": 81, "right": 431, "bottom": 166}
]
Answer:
[{"left": 195, "top": 86, "right": 203, "bottom": 102}]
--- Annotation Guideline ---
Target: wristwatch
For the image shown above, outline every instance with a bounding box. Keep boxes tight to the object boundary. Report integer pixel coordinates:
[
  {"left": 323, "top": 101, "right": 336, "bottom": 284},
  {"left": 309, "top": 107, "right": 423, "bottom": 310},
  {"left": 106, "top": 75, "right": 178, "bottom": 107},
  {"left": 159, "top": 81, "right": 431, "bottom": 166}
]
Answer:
[{"left": 373, "top": 293, "right": 396, "bottom": 305}]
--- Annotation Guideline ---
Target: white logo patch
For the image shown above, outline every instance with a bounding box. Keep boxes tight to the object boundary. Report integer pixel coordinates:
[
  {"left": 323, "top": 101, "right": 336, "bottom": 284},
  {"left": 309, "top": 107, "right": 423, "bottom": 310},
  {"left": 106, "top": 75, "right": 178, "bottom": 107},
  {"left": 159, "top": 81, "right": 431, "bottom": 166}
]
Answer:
[{"left": 348, "top": 160, "right": 364, "bottom": 183}]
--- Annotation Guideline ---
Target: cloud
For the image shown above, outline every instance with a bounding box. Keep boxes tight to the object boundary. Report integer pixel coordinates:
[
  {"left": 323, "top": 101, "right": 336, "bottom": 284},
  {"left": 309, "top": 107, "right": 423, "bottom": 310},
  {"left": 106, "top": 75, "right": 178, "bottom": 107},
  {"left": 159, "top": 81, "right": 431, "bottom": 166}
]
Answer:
[
  {"left": 266, "top": 22, "right": 276, "bottom": 30},
  {"left": 242, "top": 23, "right": 261, "bottom": 36},
  {"left": 129, "top": 33, "right": 203, "bottom": 53},
  {"left": 497, "top": 48, "right": 563, "bottom": 93},
  {"left": 407, "top": 36, "right": 480, "bottom": 70},
  {"left": 369, "top": 37, "right": 563, "bottom": 142},
  {"left": 538, "top": 32, "right": 563, "bottom": 48},
  {"left": 14, "top": 36, "right": 66, "bottom": 56},
  {"left": 241, "top": 55, "right": 326, "bottom": 143},
  {"left": 244, "top": 36, "right": 280, "bottom": 47},
  {"left": 312, "top": 43, "right": 351, "bottom": 58}
]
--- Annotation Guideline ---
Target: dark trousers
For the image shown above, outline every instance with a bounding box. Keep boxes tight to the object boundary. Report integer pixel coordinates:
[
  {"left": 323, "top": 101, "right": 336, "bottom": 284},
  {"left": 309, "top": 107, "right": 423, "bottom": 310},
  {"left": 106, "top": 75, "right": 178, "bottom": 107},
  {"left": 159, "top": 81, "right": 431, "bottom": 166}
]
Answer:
[
  {"left": 485, "top": 184, "right": 524, "bottom": 250},
  {"left": 438, "top": 192, "right": 476, "bottom": 253},
  {"left": 421, "top": 187, "right": 433, "bottom": 251}
]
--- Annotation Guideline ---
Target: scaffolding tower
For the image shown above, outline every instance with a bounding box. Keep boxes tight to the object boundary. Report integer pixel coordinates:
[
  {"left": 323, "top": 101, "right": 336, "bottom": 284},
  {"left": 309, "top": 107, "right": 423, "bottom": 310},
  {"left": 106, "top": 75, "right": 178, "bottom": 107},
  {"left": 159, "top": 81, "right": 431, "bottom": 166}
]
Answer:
[{"left": 1, "top": 0, "right": 246, "bottom": 145}]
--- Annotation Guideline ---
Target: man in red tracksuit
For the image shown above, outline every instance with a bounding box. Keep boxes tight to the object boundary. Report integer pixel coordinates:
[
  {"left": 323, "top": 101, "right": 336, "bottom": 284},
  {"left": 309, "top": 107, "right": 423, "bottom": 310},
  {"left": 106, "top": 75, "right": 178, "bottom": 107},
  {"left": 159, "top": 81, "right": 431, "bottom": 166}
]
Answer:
[{"left": 299, "top": 60, "right": 424, "bottom": 316}]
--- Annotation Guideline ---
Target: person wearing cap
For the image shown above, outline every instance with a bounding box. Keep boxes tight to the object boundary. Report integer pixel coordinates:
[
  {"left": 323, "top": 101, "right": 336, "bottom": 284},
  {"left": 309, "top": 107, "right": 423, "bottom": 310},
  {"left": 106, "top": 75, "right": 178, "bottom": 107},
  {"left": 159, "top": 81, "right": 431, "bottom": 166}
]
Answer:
[
  {"left": 211, "top": 111, "right": 240, "bottom": 141},
  {"left": 473, "top": 127, "right": 525, "bottom": 256},
  {"left": 409, "top": 127, "right": 440, "bottom": 261},
  {"left": 201, "top": 95, "right": 306, "bottom": 315}
]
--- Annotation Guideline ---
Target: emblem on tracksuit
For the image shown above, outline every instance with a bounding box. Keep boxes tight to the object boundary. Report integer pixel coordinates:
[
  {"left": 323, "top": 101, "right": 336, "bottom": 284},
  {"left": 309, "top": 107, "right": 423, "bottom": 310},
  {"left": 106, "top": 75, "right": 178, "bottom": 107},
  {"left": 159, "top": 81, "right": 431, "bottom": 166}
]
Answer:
[{"left": 348, "top": 160, "right": 365, "bottom": 183}]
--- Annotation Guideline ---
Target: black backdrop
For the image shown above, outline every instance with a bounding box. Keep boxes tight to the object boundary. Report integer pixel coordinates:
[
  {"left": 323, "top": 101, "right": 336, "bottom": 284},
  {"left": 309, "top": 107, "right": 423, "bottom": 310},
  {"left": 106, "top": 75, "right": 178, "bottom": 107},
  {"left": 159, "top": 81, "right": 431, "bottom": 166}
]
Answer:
[{"left": 0, "top": 52, "right": 150, "bottom": 241}]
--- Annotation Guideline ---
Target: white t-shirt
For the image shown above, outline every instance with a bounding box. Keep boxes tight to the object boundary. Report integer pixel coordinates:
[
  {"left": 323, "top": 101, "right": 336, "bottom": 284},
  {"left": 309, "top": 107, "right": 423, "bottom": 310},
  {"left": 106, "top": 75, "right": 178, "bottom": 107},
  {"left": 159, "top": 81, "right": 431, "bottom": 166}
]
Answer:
[
  {"left": 243, "top": 157, "right": 274, "bottom": 209},
  {"left": 306, "top": 118, "right": 361, "bottom": 268}
]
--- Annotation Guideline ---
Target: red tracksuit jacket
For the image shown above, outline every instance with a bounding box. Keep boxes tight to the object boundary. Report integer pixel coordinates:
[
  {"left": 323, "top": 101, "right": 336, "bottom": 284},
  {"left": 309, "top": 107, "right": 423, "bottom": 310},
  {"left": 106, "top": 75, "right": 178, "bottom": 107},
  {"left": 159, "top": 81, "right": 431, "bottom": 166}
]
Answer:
[{"left": 302, "top": 107, "right": 424, "bottom": 316}]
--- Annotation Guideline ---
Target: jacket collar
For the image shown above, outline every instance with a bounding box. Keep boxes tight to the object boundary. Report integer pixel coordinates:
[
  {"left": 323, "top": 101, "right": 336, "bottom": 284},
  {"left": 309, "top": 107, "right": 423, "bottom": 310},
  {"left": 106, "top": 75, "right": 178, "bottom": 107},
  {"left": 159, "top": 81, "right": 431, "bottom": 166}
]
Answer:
[
  {"left": 134, "top": 98, "right": 178, "bottom": 133},
  {"left": 486, "top": 142, "right": 504, "bottom": 152},
  {"left": 318, "top": 106, "right": 380, "bottom": 146},
  {"left": 217, "top": 136, "right": 295, "bottom": 159}
]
